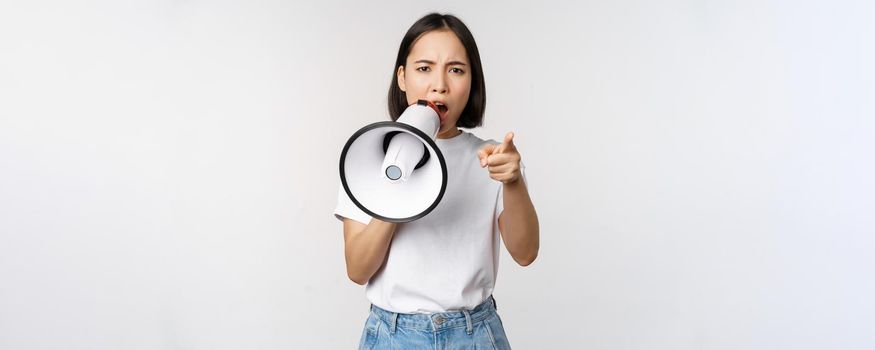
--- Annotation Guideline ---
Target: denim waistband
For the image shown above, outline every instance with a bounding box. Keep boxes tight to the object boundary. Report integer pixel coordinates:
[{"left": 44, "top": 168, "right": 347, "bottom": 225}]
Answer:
[{"left": 369, "top": 296, "right": 498, "bottom": 334}]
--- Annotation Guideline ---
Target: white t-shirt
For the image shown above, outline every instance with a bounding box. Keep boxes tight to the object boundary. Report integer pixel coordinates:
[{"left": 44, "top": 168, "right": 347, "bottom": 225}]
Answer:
[{"left": 334, "top": 130, "right": 525, "bottom": 314}]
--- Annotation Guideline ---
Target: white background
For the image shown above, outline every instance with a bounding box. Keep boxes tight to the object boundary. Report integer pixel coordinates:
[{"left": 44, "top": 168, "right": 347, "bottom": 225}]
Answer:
[{"left": 1, "top": 0, "right": 873, "bottom": 349}]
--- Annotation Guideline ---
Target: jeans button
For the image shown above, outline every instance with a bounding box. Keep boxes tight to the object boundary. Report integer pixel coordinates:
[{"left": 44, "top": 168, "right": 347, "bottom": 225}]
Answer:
[{"left": 434, "top": 316, "right": 444, "bottom": 325}]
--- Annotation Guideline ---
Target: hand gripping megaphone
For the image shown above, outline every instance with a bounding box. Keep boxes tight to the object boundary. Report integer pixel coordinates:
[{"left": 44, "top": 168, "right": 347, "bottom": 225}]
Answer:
[{"left": 339, "top": 100, "right": 448, "bottom": 222}]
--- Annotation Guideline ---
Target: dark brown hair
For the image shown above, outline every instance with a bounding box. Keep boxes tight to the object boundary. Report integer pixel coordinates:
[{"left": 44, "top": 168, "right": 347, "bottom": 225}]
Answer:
[{"left": 388, "top": 13, "right": 486, "bottom": 128}]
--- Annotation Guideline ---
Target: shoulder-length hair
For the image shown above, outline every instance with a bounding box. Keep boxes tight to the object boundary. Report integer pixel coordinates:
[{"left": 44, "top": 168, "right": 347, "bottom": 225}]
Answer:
[{"left": 387, "top": 13, "right": 486, "bottom": 128}]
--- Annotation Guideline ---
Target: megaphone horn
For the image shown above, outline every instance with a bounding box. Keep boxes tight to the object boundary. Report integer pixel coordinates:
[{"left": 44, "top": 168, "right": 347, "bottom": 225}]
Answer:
[{"left": 339, "top": 100, "right": 448, "bottom": 223}]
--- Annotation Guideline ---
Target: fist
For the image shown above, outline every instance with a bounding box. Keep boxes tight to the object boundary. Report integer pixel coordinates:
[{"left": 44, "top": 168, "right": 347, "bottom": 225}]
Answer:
[{"left": 477, "top": 132, "right": 523, "bottom": 184}]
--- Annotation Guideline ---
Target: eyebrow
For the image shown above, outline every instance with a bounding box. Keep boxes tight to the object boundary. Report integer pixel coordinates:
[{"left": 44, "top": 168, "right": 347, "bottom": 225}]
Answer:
[{"left": 413, "top": 59, "right": 468, "bottom": 66}]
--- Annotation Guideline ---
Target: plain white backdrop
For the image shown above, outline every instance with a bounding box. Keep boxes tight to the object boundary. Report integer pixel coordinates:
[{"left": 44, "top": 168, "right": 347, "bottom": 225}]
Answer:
[{"left": 1, "top": 0, "right": 873, "bottom": 349}]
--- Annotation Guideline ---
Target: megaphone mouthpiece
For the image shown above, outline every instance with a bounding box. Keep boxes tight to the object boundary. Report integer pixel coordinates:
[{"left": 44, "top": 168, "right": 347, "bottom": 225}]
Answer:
[{"left": 380, "top": 131, "right": 425, "bottom": 183}]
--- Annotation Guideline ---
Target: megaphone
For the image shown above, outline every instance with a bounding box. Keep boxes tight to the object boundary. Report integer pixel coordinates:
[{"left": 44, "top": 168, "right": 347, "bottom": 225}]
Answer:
[{"left": 339, "top": 100, "right": 448, "bottom": 223}]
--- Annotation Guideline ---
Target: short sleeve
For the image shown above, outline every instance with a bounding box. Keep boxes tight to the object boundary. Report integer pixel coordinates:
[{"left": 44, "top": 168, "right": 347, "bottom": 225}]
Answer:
[
  {"left": 495, "top": 160, "right": 527, "bottom": 219},
  {"left": 334, "top": 184, "right": 373, "bottom": 225}
]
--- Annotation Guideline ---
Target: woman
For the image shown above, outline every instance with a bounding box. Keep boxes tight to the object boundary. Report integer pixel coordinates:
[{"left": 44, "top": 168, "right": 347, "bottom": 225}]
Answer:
[{"left": 334, "top": 12, "right": 539, "bottom": 349}]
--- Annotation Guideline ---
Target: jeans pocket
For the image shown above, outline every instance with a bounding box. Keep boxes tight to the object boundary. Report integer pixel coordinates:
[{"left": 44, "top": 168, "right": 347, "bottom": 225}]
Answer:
[
  {"left": 484, "top": 313, "right": 511, "bottom": 350},
  {"left": 358, "top": 312, "right": 381, "bottom": 350}
]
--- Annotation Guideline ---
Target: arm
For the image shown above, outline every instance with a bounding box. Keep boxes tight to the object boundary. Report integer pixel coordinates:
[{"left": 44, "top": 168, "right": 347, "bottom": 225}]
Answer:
[
  {"left": 342, "top": 218, "right": 397, "bottom": 285},
  {"left": 479, "top": 132, "right": 540, "bottom": 266},
  {"left": 498, "top": 178, "right": 539, "bottom": 266}
]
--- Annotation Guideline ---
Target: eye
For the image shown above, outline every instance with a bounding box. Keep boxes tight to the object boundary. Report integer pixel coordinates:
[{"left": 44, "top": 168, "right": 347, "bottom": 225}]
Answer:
[
  {"left": 416, "top": 66, "right": 431, "bottom": 72},
  {"left": 450, "top": 67, "right": 465, "bottom": 74}
]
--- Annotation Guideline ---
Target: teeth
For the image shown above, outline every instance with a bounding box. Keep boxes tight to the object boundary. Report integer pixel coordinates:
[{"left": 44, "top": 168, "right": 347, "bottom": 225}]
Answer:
[{"left": 432, "top": 101, "right": 447, "bottom": 115}]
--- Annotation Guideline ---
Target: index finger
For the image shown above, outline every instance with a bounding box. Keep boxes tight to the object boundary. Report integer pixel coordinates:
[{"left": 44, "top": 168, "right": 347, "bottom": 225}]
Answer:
[
  {"left": 496, "top": 131, "right": 515, "bottom": 153},
  {"left": 503, "top": 132, "right": 515, "bottom": 145}
]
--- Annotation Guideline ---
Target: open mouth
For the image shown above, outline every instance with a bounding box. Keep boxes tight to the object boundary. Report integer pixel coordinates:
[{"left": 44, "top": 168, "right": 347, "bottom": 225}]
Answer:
[
  {"left": 420, "top": 100, "right": 448, "bottom": 122},
  {"left": 433, "top": 102, "right": 449, "bottom": 120}
]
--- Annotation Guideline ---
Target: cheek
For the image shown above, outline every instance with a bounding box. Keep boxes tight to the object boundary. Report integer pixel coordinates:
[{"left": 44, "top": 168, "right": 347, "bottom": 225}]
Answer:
[
  {"left": 404, "top": 82, "right": 428, "bottom": 104},
  {"left": 451, "top": 78, "right": 472, "bottom": 105},
  {"left": 452, "top": 93, "right": 471, "bottom": 116},
  {"left": 408, "top": 75, "right": 432, "bottom": 93}
]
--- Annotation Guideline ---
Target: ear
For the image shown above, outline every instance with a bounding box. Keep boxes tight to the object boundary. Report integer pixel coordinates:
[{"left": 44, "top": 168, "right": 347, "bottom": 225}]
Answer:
[{"left": 396, "top": 65, "right": 407, "bottom": 92}]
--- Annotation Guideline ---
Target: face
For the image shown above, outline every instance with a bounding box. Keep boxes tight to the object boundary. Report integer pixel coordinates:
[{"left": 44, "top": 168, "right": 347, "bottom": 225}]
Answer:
[{"left": 397, "top": 29, "right": 472, "bottom": 139}]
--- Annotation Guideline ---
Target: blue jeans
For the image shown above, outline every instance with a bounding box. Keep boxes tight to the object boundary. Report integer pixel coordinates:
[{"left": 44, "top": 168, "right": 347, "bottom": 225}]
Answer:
[{"left": 358, "top": 296, "right": 511, "bottom": 349}]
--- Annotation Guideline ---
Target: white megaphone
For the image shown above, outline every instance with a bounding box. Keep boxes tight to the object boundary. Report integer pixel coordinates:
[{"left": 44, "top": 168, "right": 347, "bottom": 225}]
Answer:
[{"left": 339, "top": 100, "right": 448, "bottom": 222}]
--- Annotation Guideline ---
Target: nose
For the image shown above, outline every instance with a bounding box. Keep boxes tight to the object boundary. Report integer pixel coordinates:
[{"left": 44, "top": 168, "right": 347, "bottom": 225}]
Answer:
[{"left": 431, "top": 73, "right": 448, "bottom": 94}]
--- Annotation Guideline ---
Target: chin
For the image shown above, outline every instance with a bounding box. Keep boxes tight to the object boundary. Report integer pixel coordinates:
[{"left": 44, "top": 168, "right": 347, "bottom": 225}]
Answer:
[{"left": 439, "top": 121, "right": 457, "bottom": 132}]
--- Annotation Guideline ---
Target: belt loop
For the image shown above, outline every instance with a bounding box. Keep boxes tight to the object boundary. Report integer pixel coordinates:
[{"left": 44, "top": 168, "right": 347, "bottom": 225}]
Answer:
[
  {"left": 462, "top": 309, "right": 473, "bottom": 335},
  {"left": 390, "top": 312, "right": 398, "bottom": 334},
  {"left": 492, "top": 295, "right": 498, "bottom": 310}
]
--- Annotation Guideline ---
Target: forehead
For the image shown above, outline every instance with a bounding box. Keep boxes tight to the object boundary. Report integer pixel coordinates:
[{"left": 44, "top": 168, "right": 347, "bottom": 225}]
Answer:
[{"left": 407, "top": 29, "right": 469, "bottom": 63}]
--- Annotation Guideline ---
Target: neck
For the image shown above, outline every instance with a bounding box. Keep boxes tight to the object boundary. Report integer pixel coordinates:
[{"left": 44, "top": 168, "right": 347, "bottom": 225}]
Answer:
[{"left": 436, "top": 128, "right": 462, "bottom": 139}]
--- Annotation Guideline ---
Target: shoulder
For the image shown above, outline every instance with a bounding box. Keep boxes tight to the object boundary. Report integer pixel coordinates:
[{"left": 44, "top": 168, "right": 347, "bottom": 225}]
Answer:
[{"left": 464, "top": 131, "right": 499, "bottom": 150}]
